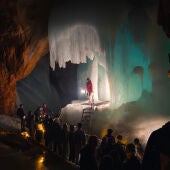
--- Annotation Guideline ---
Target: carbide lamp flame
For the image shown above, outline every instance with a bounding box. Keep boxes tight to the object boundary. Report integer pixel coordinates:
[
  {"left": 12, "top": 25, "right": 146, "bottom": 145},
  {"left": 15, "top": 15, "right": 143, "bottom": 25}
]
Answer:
[
  {"left": 81, "top": 89, "right": 85, "bottom": 94},
  {"left": 37, "top": 123, "right": 45, "bottom": 133},
  {"left": 21, "top": 131, "right": 30, "bottom": 138}
]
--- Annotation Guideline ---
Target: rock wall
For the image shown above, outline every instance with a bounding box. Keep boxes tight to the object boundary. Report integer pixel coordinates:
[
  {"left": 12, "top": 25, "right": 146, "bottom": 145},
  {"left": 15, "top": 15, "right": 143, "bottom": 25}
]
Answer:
[
  {"left": 0, "top": 0, "right": 49, "bottom": 115},
  {"left": 158, "top": 0, "right": 170, "bottom": 37},
  {"left": 16, "top": 55, "right": 78, "bottom": 114}
]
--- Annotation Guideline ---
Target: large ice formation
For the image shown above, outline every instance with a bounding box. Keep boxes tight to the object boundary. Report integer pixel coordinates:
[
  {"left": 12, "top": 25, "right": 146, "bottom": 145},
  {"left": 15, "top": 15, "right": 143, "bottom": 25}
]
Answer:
[{"left": 48, "top": 24, "right": 102, "bottom": 69}]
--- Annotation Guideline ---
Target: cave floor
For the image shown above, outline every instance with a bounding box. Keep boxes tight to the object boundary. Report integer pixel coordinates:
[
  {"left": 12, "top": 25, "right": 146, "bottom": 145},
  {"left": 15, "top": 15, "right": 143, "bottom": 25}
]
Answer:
[{"left": 0, "top": 132, "right": 78, "bottom": 170}]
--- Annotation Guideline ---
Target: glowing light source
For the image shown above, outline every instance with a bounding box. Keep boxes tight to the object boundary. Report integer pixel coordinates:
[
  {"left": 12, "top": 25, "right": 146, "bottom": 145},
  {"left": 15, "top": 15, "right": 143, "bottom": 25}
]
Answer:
[
  {"left": 81, "top": 89, "right": 85, "bottom": 94},
  {"left": 21, "top": 131, "right": 30, "bottom": 138},
  {"left": 37, "top": 123, "right": 45, "bottom": 133},
  {"left": 36, "top": 156, "right": 45, "bottom": 170},
  {"left": 38, "top": 156, "right": 44, "bottom": 163}
]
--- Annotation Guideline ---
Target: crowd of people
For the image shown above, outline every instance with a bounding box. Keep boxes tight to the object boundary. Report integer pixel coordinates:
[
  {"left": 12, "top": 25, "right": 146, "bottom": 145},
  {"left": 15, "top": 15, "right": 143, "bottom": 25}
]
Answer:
[
  {"left": 16, "top": 103, "right": 170, "bottom": 170},
  {"left": 16, "top": 103, "right": 145, "bottom": 170}
]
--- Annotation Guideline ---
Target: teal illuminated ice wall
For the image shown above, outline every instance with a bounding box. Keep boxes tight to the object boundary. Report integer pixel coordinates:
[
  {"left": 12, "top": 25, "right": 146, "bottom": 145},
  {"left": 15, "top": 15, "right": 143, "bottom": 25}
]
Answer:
[{"left": 106, "top": 21, "right": 152, "bottom": 108}]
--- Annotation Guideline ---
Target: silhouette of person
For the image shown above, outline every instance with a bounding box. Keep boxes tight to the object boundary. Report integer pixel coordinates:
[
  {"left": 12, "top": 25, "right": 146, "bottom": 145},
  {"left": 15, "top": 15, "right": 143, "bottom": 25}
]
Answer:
[
  {"left": 17, "top": 104, "right": 26, "bottom": 131},
  {"left": 122, "top": 143, "right": 141, "bottom": 170},
  {"left": 74, "top": 123, "right": 86, "bottom": 165},
  {"left": 80, "top": 135, "right": 98, "bottom": 170},
  {"left": 142, "top": 121, "right": 170, "bottom": 170}
]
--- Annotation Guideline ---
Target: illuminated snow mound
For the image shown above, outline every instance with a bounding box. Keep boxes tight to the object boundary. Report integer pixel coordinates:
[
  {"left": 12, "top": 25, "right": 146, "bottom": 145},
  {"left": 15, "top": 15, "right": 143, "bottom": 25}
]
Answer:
[{"left": 60, "top": 100, "right": 110, "bottom": 124}]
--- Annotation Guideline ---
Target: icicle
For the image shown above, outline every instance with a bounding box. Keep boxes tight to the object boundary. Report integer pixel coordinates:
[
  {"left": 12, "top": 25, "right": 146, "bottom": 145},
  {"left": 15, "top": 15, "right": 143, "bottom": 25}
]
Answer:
[{"left": 48, "top": 24, "right": 102, "bottom": 69}]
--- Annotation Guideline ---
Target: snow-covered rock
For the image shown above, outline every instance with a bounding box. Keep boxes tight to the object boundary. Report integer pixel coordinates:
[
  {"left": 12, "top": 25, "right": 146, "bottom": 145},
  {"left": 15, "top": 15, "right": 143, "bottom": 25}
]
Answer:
[{"left": 0, "top": 115, "right": 20, "bottom": 131}]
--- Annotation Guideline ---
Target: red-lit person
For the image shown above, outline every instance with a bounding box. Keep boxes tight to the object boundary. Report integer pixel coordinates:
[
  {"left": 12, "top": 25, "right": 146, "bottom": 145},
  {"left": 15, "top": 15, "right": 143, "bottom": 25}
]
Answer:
[{"left": 85, "top": 78, "right": 94, "bottom": 105}]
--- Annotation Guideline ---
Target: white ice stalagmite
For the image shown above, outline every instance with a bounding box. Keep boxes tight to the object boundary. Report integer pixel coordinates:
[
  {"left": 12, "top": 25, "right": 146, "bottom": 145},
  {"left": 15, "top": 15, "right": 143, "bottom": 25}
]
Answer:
[{"left": 48, "top": 24, "right": 103, "bottom": 69}]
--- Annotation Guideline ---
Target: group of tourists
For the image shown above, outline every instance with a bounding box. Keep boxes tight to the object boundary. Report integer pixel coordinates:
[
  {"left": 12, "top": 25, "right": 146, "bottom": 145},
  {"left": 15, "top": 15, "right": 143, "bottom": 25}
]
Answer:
[
  {"left": 16, "top": 103, "right": 146, "bottom": 170},
  {"left": 16, "top": 102, "right": 170, "bottom": 170}
]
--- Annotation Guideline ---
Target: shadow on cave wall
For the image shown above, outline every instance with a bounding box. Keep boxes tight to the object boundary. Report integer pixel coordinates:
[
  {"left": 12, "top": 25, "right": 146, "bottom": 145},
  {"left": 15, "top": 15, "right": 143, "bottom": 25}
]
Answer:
[
  {"left": 16, "top": 54, "right": 78, "bottom": 113},
  {"left": 50, "top": 61, "right": 78, "bottom": 107}
]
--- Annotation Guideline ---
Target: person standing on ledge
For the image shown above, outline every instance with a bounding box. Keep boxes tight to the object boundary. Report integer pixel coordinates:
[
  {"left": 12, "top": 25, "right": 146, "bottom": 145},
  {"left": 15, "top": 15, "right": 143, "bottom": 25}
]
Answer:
[
  {"left": 85, "top": 78, "right": 94, "bottom": 106},
  {"left": 17, "top": 104, "right": 26, "bottom": 132}
]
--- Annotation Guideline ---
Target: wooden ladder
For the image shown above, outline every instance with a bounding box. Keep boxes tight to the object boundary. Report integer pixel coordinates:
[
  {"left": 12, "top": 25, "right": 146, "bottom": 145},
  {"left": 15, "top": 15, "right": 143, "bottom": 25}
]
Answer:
[{"left": 81, "top": 108, "right": 94, "bottom": 133}]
